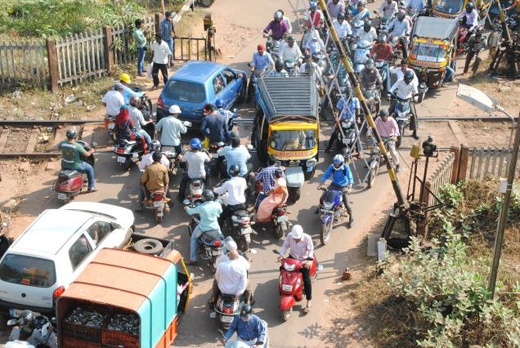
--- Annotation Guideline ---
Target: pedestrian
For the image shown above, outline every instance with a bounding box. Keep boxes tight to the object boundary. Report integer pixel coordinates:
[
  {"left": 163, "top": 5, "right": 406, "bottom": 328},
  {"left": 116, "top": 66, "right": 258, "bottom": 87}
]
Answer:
[
  {"left": 160, "top": 11, "right": 177, "bottom": 67},
  {"left": 151, "top": 33, "right": 171, "bottom": 90},
  {"left": 133, "top": 19, "right": 147, "bottom": 77}
]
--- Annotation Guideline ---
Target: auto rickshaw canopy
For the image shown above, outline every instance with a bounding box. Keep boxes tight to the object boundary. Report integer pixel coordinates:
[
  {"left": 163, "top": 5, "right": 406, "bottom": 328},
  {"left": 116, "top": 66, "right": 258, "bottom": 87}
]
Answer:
[{"left": 412, "top": 16, "right": 459, "bottom": 41}]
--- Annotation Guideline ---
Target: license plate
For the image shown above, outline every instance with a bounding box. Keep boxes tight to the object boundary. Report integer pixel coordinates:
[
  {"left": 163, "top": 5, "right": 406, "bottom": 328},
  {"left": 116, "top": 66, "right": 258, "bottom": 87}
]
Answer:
[
  {"left": 117, "top": 156, "right": 126, "bottom": 163},
  {"left": 306, "top": 166, "right": 313, "bottom": 172},
  {"left": 212, "top": 249, "right": 223, "bottom": 256},
  {"left": 277, "top": 215, "right": 288, "bottom": 222},
  {"left": 153, "top": 201, "right": 163, "bottom": 208},
  {"left": 221, "top": 315, "right": 234, "bottom": 323},
  {"left": 282, "top": 284, "right": 293, "bottom": 292},
  {"left": 57, "top": 193, "right": 68, "bottom": 200}
]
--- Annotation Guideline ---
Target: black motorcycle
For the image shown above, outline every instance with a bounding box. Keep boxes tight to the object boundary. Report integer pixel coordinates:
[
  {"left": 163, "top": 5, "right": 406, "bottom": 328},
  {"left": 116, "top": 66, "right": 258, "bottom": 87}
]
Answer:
[{"left": 113, "top": 138, "right": 145, "bottom": 171}]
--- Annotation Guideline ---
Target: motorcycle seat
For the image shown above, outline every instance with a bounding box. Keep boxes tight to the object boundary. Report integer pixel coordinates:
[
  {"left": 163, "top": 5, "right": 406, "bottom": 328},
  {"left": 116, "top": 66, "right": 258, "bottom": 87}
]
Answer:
[{"left": 58, "top": 170, "right": 80, "bottom": 179}]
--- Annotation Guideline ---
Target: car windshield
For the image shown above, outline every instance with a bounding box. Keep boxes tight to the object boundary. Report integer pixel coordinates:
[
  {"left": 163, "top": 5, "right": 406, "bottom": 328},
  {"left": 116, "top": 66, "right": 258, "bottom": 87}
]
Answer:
[
  {"left": 269, "top": 130, "right": 317, "bottom": 151},
  {"left": 163, "top": 80, "right": 206, "bottom": 104},
  {"left": 0, "top": 254, "right": 56, "bottom": 288},
  {"left": 435, "top": 0, "right": 465, "bottom": 14},
  {"left": 411, "top": 43, "right": 447, "bottom": 63}
]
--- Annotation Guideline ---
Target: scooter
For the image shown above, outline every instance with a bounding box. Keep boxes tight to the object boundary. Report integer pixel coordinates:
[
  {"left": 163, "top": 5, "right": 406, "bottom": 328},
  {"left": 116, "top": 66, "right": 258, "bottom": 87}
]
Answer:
[
  {"left": 265, "top": 35, "right": 281, "bottom": 61},
  {"left": 318, "top": 186, "right": 349, "bottom": 245},
  {"left": 353, "top": 39, "right": 372, "bottom": 74},
  {"left": 284, "top": 59, "right": 299, "bottom": 77},
  {"left": 144, "top": 190, "right": 167, "bottom": 223},
  {"left": 53, "top": 140, "right": 95, "bottom": 203},
  {"left": 274, "top": 250, "right": 319, "bottom": 321},
  {"left": 214, "top": 293, "right": 244, "bottom": 330},
  {"left": 388, "top": 93, "right": 416, "bottom": 148},
  {"left": 216, "top": 190, "right": 253, "bottom": 252},
  {"left": 113, "top": 138, "right": 145, "bottom": 171},
  {"left": 208, "top": 141, "right": 226, "bottom": 177},
  {"left": 186, "top": 178, "right": 205, "bottom": 205}
]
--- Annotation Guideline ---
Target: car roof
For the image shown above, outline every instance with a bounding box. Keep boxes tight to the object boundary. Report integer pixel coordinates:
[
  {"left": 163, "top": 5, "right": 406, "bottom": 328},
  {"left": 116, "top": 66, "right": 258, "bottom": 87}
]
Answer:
[
  {"left": 9, "top": 209, "right": 93, "bottom": 256},
  {"left": 171, "top": 61, "right": 225, "bottom": 83}
]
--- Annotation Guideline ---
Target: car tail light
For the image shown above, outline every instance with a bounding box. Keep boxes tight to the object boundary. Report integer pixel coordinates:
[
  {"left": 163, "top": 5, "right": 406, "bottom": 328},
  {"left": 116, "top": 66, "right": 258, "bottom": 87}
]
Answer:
[
  {"left": 157, "top": 96, "right": 164, "bottom": 109},
  {"left": 53, "top": 286, "right": 65, "bottom": 303}
]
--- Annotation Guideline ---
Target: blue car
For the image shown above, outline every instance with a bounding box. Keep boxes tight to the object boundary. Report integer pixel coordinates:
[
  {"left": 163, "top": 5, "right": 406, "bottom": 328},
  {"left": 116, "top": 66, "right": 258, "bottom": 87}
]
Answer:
[{"left": 157, "top": 61, "right": 248, "bottom": 124}]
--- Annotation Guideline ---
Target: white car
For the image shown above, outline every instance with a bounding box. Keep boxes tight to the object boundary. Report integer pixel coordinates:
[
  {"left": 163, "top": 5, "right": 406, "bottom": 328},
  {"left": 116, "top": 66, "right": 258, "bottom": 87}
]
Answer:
[{"left": 0, "top": 202, "right": 134, "bottom": 317}]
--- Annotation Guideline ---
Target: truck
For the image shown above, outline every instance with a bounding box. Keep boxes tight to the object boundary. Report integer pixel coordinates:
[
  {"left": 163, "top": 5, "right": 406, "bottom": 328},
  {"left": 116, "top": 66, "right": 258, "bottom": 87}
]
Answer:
[
  {"left": 251, "top": 75, "right": 320, "bottom": 202},
  {"left": 56, "top": 235, "right": 192, "bottom": 348}
]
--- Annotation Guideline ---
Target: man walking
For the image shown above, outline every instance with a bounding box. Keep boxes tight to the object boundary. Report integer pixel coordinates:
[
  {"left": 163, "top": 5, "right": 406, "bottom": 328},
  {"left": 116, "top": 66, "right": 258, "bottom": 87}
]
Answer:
[
  {"left": 160, "top": 11, "right": 176, "bottom": 67},
  {"left": 151, "top": 33, "right": 171, "bottom": 89}
]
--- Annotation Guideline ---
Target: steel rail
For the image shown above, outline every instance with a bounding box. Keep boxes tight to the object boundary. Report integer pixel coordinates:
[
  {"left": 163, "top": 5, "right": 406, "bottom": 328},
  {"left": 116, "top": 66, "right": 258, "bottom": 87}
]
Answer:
[{"left": 0, "top": 120, "right": 104, "bottom": 126}]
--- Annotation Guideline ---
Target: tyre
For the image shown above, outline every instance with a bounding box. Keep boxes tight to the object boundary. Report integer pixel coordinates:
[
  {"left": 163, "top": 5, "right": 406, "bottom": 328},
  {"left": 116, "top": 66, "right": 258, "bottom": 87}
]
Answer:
[
  {"left": 198, "top": 0, "right": 214, "bottom": 7},
  {"left": 274, "top": 221, "right": 287, "bottom": 239},
  {"left": 153, "top": 209, "right": 163, "bottom": 223},
  {"left": 396, "top": 123, "right": 405, "bottom": 149},
  {"left": 237, "top": 81, "right": 247, "bottom": 104},
  {"left": 236, "top": 234, "right": 249, "bottom": 252},
  {"left": 288, "top": 187, "right": 301, "bottom": 202},
  {"left": 145, "top": 99, "right": 153, "bottom": 118},
  {"left": 282, "top": 308, "right": 292, "bottom": 321},
  {"left": 303, "top": 167, "right": 316, "bottom": 181},
  {"left": 320, "top": 217, "right": 334, "bottom": 245},
  {"left": 118, "top": 158, "right": 131, "bottom": 171},
  {"left": 133, "top": 238, "right": 164, "bottom": 255},
  {"left": 367, "top": 161, "right": 380, "bottom": 189}
]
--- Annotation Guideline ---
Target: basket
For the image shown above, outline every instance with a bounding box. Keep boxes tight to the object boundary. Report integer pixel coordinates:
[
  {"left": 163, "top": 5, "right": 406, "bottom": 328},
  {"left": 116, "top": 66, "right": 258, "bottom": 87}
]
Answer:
[
  {"left": 101, "top": 330, "right": 139, "bottom": 348},
  {"left": 62, "top": 321, "right": 102, "bottom": 343},
  {"left": 62, "top": 337, "right": 101, "bottom": 348}
]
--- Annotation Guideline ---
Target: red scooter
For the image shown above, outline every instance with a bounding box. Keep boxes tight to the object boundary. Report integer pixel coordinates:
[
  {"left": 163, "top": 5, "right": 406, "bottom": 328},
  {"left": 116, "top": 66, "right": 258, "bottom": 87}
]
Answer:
[
  {"left": 144, "top": 190, "right": 167, "bottom": 223},
  {"left": 275, "top": 251, "right": 319, "bottom": 321},
  {"left": 52, "top": 140, "right": 95, "bottom": 204}
]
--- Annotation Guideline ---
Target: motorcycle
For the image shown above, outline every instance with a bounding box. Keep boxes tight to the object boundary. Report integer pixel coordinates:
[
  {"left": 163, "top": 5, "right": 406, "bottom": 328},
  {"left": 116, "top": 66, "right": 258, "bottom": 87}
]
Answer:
[
  {"left": 353, "top": 39, "right": 372, "bottom": 74},
  {"left": 284, "top": 59, "right": 299, "bottom": 77},
  {"left": 113, "top": 137, "right": 145, "bottom": 171},
  {"left": 318, "top": 186, "right": 349, "bottom": 244},
  {"left": 184, "top": 200, "right": 224, "bottom": 273},
  {"left": 388, "top": 93, "right": 416, "bottom": 148},
  {"left": 8, "top": 313, "right": 57, "bottom": 348},
  {"left": 186, "top": 178, "right": 205, "bottom": 205},
  {"left": 311, "top": 51, "right": 329, "bottom": 76},
  {"left": 375, "top": 60, "right": 389, "bottom": 91},
  {"left": 274, "top": 250, "right": 319, "bottom": 321},
  {"left": 366, "top": 135, "right": 394, "bottom": 188},
  {"left": 144, "top": 190, "right": 167, "bottom": 223},
  {"left": 53, "top": 140, "right": 95, "bottom": 203},
  {"left": 265, "top": 35, "right": 281, "bottom": 61},
  {"left": 162, "top": 148, "right": 180, "bottom": 179},
  {"left": 251, "top": 177, "right": 291, "bottom": 239},
  {"left": 457, "top": 24, "right": 484, "bottom": 55}
]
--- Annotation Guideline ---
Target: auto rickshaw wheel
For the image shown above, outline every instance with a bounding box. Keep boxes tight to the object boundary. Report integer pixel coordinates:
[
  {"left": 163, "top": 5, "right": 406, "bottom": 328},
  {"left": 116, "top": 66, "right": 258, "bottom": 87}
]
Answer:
[
  {"left": 303, "top": 167, "right": 316, "bottom": 181},
  {"left": 288, "top": 187, "right": 301, "bottom": 202}
]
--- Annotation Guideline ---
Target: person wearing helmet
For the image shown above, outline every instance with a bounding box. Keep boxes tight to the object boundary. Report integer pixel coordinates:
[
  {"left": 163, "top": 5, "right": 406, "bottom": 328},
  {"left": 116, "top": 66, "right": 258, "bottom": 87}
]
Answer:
[
  {"left": 263, "top": 11, "right": 289, "bottom": 41},
  {"left": 218, "top": 136, "right": 252, "bottom": 178},
  {"left": 405, "top": 0, "right": 426, "bottom": 13},
  {"left": 370, "top": 34, "right": 394, "bottom": 62},
  {"left": 318, "top": 154, "right": 354, "bottom": 227},
  {"left": 388, "top": 69, "right": 419, "bottom": 139},
  {"left": 457, "top": 2, "right": 479, "bottom": 30},
  {"left": 327, "top": 0, "right": 346, "bottom": 19},
  {"left": 213, "top": 163, "right": 248, "bottom": 228},
  {"left": 184, "top": 188, "right": 224, "bottom": 266},
  {"left": 255, "top": 167, "right": 288, "bottom": 224},
  {"left": 27, "top": 315, "right": 56, "bottom": 348},
  {"left": 389, "top": 60, "right": 418, "bottom": 89},
  {"left": 133, "top": 19, "right": 147, "bottom": 76},
  {"left": 360, "top": 58, "right": 383, "bottom": 113},
  {"left": 8, "top": 310, "right": 35, "bottom": 342},
  {"left": 387, "top": 10, "right": 411, "bottom": 38},
  {"left": 201, "top": 103, "right": 230, "bottom": 145},
  {"left": 280, "top": 35, "right": 303, "bottom": 66},
  {"left": 278, "top": 225, "right": 315, "bottom": 312},
  {"left": 138, "top": 140, "right": 170, "bottom": 172},
  {"left": 304, "top": 28, "right": 326, "bottom": 56},
  {"left": 129, "top": 96, "right": 153, "bottom": 147},
  {"left": 178, "top": 138, "right": 211, "bottom": 202},
  {"left": 358, "top": 20, "right": 378, "bottom": 43},
  {"left": 221, "top": 304, "right": 267, "bottom": 347},
  {"left": 331, "top": 12, "right": 352, "bottom": 40},
  {"left": 58, "top": 127, "right": 96, "bottom": 192},
  {"left": 370, "top": 109, "right": 401, "bottom": 171},
  {"left": 379, "top": 0, "right": 398, "bottom": 21},
  {"left": 101, "top": 82, "right": 125, "bottom": 119},
  {"left": 278, "top": 9, "right": 293, "bottom": 34},
  {"left": 119, "top": 73, "right": 144, "bottom": 105},
  {"left": 139, "top": 151, "right": 170, "bottom": 211},
  {"left": 266, "top": 59, "right": 289, "bottom": 77},
  {"left": 155, "top": 104, "right": 187, "bottom": 156},
  {"left": 325, "top": 90, "right": 362, "bottom": 157}
]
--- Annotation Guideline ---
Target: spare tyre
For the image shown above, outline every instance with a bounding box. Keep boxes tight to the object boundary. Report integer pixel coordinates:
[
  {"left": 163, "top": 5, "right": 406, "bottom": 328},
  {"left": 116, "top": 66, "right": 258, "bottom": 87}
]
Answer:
[{"left": 133, "top": 238, "right": 164, "bottom": 255}]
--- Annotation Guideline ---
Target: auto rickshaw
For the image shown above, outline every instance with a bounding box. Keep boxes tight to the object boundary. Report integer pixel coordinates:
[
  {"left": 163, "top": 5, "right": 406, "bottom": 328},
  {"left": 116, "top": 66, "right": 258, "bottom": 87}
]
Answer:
[
  {"left": 408, "top": 16, "right": 458, "bottom": 99},
  {"left": 432, "top": 0, "right": 493, "bottom": 19}
]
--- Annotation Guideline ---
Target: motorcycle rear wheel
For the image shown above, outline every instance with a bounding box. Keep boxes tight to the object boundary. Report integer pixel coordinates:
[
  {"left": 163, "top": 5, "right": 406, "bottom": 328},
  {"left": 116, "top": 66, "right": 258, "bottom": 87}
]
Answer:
[
  {"left": 153, "top": 209, "right": 163, "bottom": 223},
  {"left": 274, "top": 221, "right": 287, "bottom": 239},
  {"left": 236, "top": 234, "right": 250, "bottom": 252},
  {"left": 281, "top": 308, "right": 292, "bottom": 322},
  {"left": 118, "top": 158, "right": 132, "bottom": 171},
  {"left": 199, "top": 0, "right": 214, "bottom": 7},
  {"left": 396, "top": 123, "right": 405, "bottom": 149},
  {"left": 320, "top": 218, "right": 334, "bottom": 245},
  {"left": 288, "top": 187, "right": 301, "bottom": 202},
  {"left": 367, "top": 161, "right": 380, "bottom": 189}
]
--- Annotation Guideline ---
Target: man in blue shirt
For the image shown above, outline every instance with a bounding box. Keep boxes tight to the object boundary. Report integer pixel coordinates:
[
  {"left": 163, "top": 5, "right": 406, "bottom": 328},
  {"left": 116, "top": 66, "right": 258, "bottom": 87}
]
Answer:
[
  {"left": 246, "top": 44, "right": 275, "bottom": 103},
  {"left": 221, "top": 304, "right": 267, "bottom": 347},
  {"left": 184, "top": 189, "right": 223, "bottom": 265},
  {"left": 160, "top": 11, "right": 176, "bottom": 66},
  {"left": 119, "top": 73, "right": 144, "bottom": 105},
  {"left": 219, "top": 136, "right": 252, "bottom": 178},
  {"left": 251, "top": 155, "right": 280, "bottom": 209},
  {"left": 201, "top": 103, "right": 229, "bottom": 144},
  {"left": 318, "top": 154, "right": 354, "bottom": 227},
  {"left": 325, "top": 93, "right": 362, "bottom": 157}
]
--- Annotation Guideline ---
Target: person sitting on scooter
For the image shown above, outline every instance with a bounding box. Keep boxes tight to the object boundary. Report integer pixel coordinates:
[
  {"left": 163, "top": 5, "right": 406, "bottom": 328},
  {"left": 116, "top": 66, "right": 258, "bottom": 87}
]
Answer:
[
  {"left": 358, "top": 20, "right": 378, "bottom": 42},
  {"left": 318, "top": 154, "right": 354, "bottom": 227},
  {"left": 360, "top": 59, "right": 383, "bottom": 110},
  {"left": 213, "top": 164, "right": 248, "bottom": 229},
  {"left": 138, "top": 140, "right": 170, "bottom": 171},
  {"left": 388, "top": 70, "right": 419, "bottom": 139},
  {"left": 255, "top": 168, "right": 288, "bottom": 224},
  {"left": 251, "top": 155, "right": 280, "bottom": 209},
  {"left": 201, "top": 103, "right": 229, "bottom": 146},
  {"left": 331, "top": 13, "right": 352, "bottom": 40},
  {"left": 138, "top": 151, "right": 169, "bottom": 212},
  {"left": 299, "top": 53, "right": 322, "bottom": 81},
  {"left": 305, "top": 1, "right": 325, "bottom": 33},
  {"left": 264, "top": 11, "right": 289, "bottom": 41},
  {"left": 247, "top": 44, "right": 275, "bottom": 103},
  {"left": 462, "top": 30, "right": 486, "bottom": 75},
  {"left": 221, "top": 304, "right": 267, "bottom": 347},
  {"left": 368, "top": 109, "right": 401, "bottom": 171},
  {"left": 327, "top": 0, "right": 346, "bottom": 19},
  {"left": 115, "top": 105, "right": 148, "bottom": 153},
  {"left": 304, "top": 29, "right": 326, "bottom": 56},
  {"left": 58, "top": 127, "right": 96, "bottom": 193},
  {"left": 371, "top": 34, "right": 394, "bottom": 62},
  {"left": 325, "top": 91, "right": 362, "bottom": 158},
  {"left": 184, "top": 190, "right": 223, "bottom": 266},
  {"left": 352, "top": 2, "right": 371, "bottom": 22},
  {"left": 389, "top": 60, "right": 418, "bottom": 86},
  {"left": 219, "top": 136, "right": 252, "bottom": 178},
  {"left": 155, "top": 104, "right": 187, "bottom": 156},
  {"left": 278, "top": 225, "right": 315, "bottom": 312},
  {"left": 178, "top": 138, "right": 211, "bottom": 202},
  {"left": 129, "top": 96, "right": 153, "bottom": 148},
  {"left": 379, "top": 0, "right": 398, "bottom": 21},
  {"left": 266, "top": 59, "right": 289, "bottom": 77},
  {"left": 457, "top": 2, "right": 479, "bottom": 30},
  {"left": 119, "top": 73, "right": 144, "bottom": 105},
  {"left": 280, "top": 36, "right": 303, "bottom": 66},
  {"left": 387, "top": 11, "right": 410, "bottom": 38},
  {"left": 6, "top": 326, "right": 34, "bottom": 347}
]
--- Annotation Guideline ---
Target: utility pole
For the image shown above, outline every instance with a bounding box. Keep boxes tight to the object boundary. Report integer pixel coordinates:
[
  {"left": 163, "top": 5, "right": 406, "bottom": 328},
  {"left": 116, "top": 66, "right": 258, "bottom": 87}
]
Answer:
[{"left": 487, "top": 115, "right": 520, "bottom": 299}]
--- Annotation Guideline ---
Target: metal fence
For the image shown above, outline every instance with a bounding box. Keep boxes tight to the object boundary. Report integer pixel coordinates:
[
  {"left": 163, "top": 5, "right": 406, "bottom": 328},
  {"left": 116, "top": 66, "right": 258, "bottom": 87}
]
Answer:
[{"left": 0, "top": 41, "right": 48, "bottom": 89}]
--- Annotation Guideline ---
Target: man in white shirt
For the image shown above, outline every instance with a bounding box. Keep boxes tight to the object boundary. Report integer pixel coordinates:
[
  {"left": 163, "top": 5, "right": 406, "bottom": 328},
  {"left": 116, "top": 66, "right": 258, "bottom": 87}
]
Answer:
[
  {"left": 129, "top": 96, "right": 153, "bottom": 147},
  {"left": 213, "top": 164, "right": 247, "bottom": 229},
  {"left": 178, "top": 138, "right": 211, "bottom": 201},
  {"left": 151, "top": 33, "right": 172, "bottom": 89},
  {"left": 379, "top": 0, "right": 398, "bottom": 20},
  {"left": 358, "top": 21, "right": 378, "bottom": 43},
  {"left": 101, "top": 83, "right": 125, "bottom": 117},
  {"left": 138, "top": 140, "right": 169, "bottom": 172},
  {"left": 330, "top": 13, "right": 352, "bottom": 40},
  {"left": 280, "top": 36, "right": 303, "bottom": 65},
  {"left": 405, "top": 0, "right": 426, "bottom": 12},
  {"left": 304, "top": 31, "right": 326, "bottom": 56},
  {"left": 388, "top": 60, "right": 418, "bottom": 90},
  {"left": 299, "top": 54, "right": 323, "bottom": 82},
  {"left": 388, "top": 70, "right": 419, "bottom": 140},
  {"left": 155, "top": 104, "right": 187, "bottom": 156},
  {"left": 387, "top": 12, "right": 410, "bottom": 38}
]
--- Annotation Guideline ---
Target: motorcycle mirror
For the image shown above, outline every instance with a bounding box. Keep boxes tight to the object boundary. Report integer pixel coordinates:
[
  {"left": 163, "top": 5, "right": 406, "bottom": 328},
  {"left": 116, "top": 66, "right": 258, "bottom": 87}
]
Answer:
[
  {"left": 7, "top": 319, "right": 18, "bottom": 326},
  {"left": 182, "top": 199, "right": 191, "bottom": 206},
  {"left": 272, "top": 250, "right": 280, "bottom": 255}
]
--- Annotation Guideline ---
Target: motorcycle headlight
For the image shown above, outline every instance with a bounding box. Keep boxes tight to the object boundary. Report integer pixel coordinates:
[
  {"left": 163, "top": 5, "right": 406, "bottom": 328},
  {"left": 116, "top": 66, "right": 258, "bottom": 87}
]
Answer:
[
  {"left": 324, "top": 202, "right": 334, "bottom": 210},
  {"left": 283, "top": 262, "right": 296, "bottom": 271},
  {"left": 306, "top": 158, "right": 317, "bottom": 167},
  {"left": 341, "top": 121, "right": 352, "bottom": 128}
]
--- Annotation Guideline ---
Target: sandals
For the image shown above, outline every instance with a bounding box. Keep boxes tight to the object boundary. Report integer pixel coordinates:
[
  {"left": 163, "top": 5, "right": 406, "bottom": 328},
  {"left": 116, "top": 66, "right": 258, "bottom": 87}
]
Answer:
[{"left": 304, "top": 304, "right": 312, "bottom": 313}]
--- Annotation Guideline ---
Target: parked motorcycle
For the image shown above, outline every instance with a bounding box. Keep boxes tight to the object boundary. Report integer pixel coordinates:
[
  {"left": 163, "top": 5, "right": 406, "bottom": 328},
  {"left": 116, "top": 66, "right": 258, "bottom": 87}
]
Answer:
[
  {"left": 113, "top": 138, "right": 145, "bottom": 171},
  {"left": 353, "top": 40, "right": 372, "bottom": 73},
  {"left": 388, "top": 93, "right": 417, "bottom": 148},
  {"left": 274, "top": 250, "right": 319, "bottom": 321},
  {"left": 144, "top": 190, "right": 167, "bottom": 223},
  {"left": 8, "top": 311, "right": 57, "bottom": 348},
  {"left": 53, "top": 140, "right": 95, "bottom": 203},
  {"left": 317, "top": 186, "right": 349, "bottom": 244}
]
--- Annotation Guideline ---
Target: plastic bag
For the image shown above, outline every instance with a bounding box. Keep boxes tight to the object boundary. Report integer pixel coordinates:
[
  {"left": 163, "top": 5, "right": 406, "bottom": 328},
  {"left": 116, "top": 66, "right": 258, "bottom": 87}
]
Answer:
[{"left": 147, "top": 62, "right": 153, "bottom": 79}]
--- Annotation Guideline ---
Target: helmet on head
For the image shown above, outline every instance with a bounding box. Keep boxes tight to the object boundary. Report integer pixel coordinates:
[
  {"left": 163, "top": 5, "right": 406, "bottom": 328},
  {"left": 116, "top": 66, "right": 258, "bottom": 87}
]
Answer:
[
  {"left": 202, "top": 189, "right": 214, "bottom": 202},
  {"left": 129, "top": 96, "right": 140, "bottom": 107},
  {"left": 18, "top": 310, "right": 35, "bottom": 326},
  {"left": 397, "top": 11, "right": 406, "bottom": 21},
  {"left": 288, "top": 36, "right": 295, "bottom": 44},
  {"left": 309, "top": 1, "right": 318, "bottom": 8},
  {"left": 404, "top": 70, "right": 414, "bottom": 83},
  {"left": 229, "top": 164, "right": 240, "bottom": 177},
  {"left": 337, "top": 13, "right": 345, "bottom": 21},
  {"left": 466, "top": 2, "right": 474, "bottom": 11},
  {"left": 120, "top": 73, "right": 131, "bottom": 84},
  {"left": 66, "top": 127, "right": 77, "bottom": 140},
  {"left": 151, "top": 140, "right": 161, "bottom": 151},
  {"left": 378, "top": 34, "right": 387, "bottom": 43},
  {"left": 290, "top": 225, "right": 303, "bottom": 239},
  {"left": 215, "top": 98, "right": 224, "bottom": 108},
  {"left": 240, "top": 304, "right": 253, "bottom": 317},
  {"left": 275, "top": 59, "right": 284, "bottom": 72},
  {"left": 32, "top": 316, "right": 49, "bottom": 330},
  {"left": 274, "top": 11, "right": 283, "bottom": 20},
  {"left": 365, "top": 58, "right": 375, "bottom": 70},
  {"left": 333, "top": 154, "right": 344, "bottom": 167},
  {"left": 363, "top": 21, "right": 371, "bottom": 32},
  {"left": 190, "top": 138, "right": 202, "bottom": 150},
  {"left": 357, "top": 1, "right": 366, "bottom": 7},
  {"left": 274, "top": 168, "right": 284, "bottom": 178}
]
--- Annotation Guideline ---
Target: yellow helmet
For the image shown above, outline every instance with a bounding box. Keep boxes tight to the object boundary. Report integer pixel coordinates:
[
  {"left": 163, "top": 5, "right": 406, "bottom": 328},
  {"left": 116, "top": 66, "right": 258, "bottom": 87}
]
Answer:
[{"left": 120, "top": 73, "right": 131, "bottom": 84}]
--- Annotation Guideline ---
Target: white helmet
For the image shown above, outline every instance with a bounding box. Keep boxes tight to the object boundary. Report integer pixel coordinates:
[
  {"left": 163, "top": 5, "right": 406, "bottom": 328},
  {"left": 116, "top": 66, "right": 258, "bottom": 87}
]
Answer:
[{"left": 290, "top": 225, "right": 304, "bottom": 239}]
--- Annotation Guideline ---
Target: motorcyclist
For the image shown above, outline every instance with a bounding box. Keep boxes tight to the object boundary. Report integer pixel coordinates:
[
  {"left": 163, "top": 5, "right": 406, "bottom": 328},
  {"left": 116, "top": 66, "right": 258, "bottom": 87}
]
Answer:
[
  {"left": 246, "top": 44, "right": 275, "bottom": 103},
  {"left": 457, "top": 2, "right": 479, "bottom": 30},
  {"left": 279, "top": 9, "right": 293, "bottom": 34},
  {"left": 304, "top": 29, "right": 326, "bottom": 56},
  {"left": 255, "top": 168, "right": 288, "bottom": 224},
  {"left": 139, "top": 151, "right": 169, "bottom": 211},
  {"left": 251, "top": 155, "right": 279, "bottom": 208},
  {"left": 331, "top": 13, "right": 352, "bottom": 40},
  {"left": 6, "top": 326, "right": 34, "bottom": 347},
  {"left": 221, "top": 304, "right": 267, "bottom": 348},
  {"left": 305, "top": 1, "right": 325, "bottom": 35},
  {"left": 119, "top": 73, "right": 144, "bottom": 105},
  {"left": 379, "top": 0, "right": 398, "bottom": 21},
  {"left": 387, "top": 11, "right": 410, "bottom": 38},
  {"left": 318, "top": 154, "right": 354, "bottom": 228},
  {"left": 201, "top": 103, "right": 229, "bottom": 146},
  {"left": 184, "top": 189, "right": 223, "bottom": 266},
  {"left": 370, "top": 34, "right": 394, "bottom": 62},
  {"left": 360, "top": 59, "right": 383, "bottom": 113},
  {"left": 8, "top": 309, "right": 35, "bottom": 342},
  {"left": 280, "top": 36, "right": 303, "bottom": 66},
  {"left": 325, "top": 91, "right": 362, "bottom": 157},
  {"left": 178, "top": 138, "right": 211, "bottom": 202},
  {"left": 352, "top": 2, "right": 371, "bottom": 22},
  {"left": 155, "top": 104, "right": 187, "bottom": 156},
  {"left": 27, "top": 316, "right": 56, "bottom": 348},
  {"left": 327, "top": 0, "right": 346, "bottom": 19},
  {"left": 138, "top": 140, "right": 170, "bottom": 172},
  {"left": 129, "top": 96, "right": 153, "bottom": 147},
  {"left": 405, "top": 0, "right": 426, "bottom": 13},
  {"left": 58, "top": 127, "right": 96, "bottom": 192},
  {"left": 218, "top": 136, "right": 252, "bottom": 178},
  {"left": 277, "top": 225, "right": 315, "bottom": 312},
  {"left": 263, "top": 11, "right": 289, "bottom": 41},
  {"left": 368, "top": 109, "right": 401, "bottom": 171},
  {"left": 462, "top": 30, "right": 486, "bottom": 75},
  {"left": 299, "top": 53, "right": 323, "bottom": 82},
  {"left": 388, "top": 70, "right": 419, "bottom": 139},
  {"left": 389, "top": 60, "right": 418, "bottom": 87},
  {"left": 101, "top": 83, "right": 124, "bottom": 120},
  {"left": 358, "top": 20, "right": 378, "bottom": 43},
  {"left": 213, "top": 164, "right": 248, "bottom": 229},
  {"left": 266, "top": 59, "right": 289, "bottom": 77},
  {"left": 215, "top": 98, "right": 236, "bottom": 133}
]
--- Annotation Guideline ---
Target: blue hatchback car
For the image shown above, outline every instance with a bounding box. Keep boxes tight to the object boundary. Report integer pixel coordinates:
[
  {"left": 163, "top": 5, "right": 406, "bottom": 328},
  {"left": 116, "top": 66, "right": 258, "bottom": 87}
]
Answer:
[{"left": 157, "top": 61, "right": 248, "bottom": 124}]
